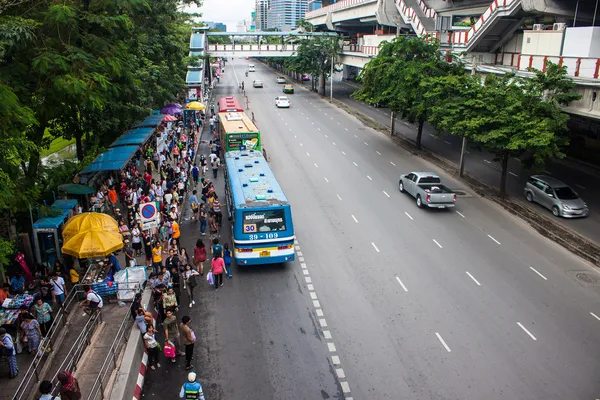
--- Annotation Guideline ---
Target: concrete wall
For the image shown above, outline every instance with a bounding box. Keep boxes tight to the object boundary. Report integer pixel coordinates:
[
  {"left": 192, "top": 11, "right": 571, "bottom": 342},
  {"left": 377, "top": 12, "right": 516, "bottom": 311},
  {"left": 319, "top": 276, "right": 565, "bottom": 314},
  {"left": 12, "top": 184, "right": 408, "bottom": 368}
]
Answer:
[
  {"left": 362, "top": 34, "right": 395, "bottom": 47},
  {"left": 563, "top": 27, "right": 600, "bottom": 58},
  {"left": 521, "top": 30, "right": 563, "bottom": 56},
  {"left": 566, "top": 86, "right": 600, "bottom": 116},
  {"left": 501, "top": 32, "right": 523, "bottom": 54}
]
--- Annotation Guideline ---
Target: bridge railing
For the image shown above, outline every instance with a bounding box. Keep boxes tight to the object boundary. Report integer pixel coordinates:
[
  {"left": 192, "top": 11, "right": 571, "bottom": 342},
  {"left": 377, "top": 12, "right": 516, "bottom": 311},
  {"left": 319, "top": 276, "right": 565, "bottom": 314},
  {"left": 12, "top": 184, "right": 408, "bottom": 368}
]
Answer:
[
  {"left": 206, "top": 44, "right": 299, "bottom": 53},
  {"left": 306, "top": 0, "right": 375, "bottom": 18}
]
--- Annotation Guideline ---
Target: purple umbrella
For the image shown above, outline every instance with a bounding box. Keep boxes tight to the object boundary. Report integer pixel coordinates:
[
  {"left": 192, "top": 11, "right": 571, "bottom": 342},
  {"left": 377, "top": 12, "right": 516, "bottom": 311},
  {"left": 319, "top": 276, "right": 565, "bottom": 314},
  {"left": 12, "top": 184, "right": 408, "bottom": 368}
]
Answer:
[{"left": 161, "top": 105, "right": 183, "bottom": 115}]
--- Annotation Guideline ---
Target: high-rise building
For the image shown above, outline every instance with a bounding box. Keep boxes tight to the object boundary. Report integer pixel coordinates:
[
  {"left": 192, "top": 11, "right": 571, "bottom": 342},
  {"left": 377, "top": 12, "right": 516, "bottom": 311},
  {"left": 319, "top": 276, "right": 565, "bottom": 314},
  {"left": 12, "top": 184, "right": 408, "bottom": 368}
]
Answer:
[
  {"left": 236, "top": 19, "right": 250, "bottom": 32},
  {"left": 267, "top": 0, "right": 308, "bottom": 31},
  {"left": 205, "top": 21, "right": 227, "bottom": 32},
  {"left": 255, "top": 0, "right": 270, "bottom": 31},
  {"left": 308, "top": 0, "right": 322, "bottom": 12}
]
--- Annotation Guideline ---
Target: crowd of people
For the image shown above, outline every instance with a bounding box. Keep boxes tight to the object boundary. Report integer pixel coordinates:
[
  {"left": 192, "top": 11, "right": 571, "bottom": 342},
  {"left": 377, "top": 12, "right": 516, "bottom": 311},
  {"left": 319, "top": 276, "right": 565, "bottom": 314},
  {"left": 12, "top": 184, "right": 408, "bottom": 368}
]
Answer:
[{"left": 2, "top": 73, "right": 234, "bottom": 396}]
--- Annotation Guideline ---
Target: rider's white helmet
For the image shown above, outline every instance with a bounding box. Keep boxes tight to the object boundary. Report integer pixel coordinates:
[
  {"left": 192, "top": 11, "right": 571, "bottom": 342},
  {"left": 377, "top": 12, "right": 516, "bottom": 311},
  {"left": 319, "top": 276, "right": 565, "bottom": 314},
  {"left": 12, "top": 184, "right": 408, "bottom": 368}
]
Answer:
[{"left": 188, "top": 372, "right": 197, "bottom": 382}]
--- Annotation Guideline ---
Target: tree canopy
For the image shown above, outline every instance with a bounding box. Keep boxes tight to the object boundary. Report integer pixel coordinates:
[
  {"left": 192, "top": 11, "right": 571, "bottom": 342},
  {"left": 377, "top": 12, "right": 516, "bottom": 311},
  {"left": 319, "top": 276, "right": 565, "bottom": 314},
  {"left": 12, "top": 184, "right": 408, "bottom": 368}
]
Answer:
[{"left": 0, "top": 0, "right": 200, "bottom": 266}]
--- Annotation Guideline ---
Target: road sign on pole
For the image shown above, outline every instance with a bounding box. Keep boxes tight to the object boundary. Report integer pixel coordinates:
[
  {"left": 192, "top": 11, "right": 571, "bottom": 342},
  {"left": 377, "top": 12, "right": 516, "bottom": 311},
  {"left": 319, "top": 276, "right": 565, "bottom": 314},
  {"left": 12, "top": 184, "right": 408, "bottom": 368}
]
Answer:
[{"left": 140, "top": 202, "right": 161, "bottom": 230}]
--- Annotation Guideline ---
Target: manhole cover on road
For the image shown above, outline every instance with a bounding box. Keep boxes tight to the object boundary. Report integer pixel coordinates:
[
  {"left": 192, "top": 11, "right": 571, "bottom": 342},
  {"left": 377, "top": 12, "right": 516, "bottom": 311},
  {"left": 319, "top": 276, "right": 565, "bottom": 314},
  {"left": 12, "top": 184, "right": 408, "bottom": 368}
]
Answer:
[
  {"left": 567, "top": 271, "right": 600, "bottom": 286},
  {"left": 576, "top": 272, "right": 600, "bottom": 285}
]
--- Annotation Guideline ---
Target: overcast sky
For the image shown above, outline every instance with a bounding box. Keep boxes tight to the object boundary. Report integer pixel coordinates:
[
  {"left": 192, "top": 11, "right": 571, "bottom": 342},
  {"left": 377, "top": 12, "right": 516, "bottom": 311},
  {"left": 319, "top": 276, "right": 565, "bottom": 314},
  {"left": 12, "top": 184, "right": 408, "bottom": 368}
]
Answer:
[{"left": 185, "top": 0, "right": 254, "bottom": 31}]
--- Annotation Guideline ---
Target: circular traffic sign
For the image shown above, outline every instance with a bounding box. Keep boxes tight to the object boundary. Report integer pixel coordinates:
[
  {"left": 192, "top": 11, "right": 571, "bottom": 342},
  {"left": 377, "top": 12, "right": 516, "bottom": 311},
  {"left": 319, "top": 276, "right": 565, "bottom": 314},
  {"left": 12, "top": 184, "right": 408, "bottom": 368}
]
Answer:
[{"left": 141, "top": 203, "right": 157, "bottom": 219}]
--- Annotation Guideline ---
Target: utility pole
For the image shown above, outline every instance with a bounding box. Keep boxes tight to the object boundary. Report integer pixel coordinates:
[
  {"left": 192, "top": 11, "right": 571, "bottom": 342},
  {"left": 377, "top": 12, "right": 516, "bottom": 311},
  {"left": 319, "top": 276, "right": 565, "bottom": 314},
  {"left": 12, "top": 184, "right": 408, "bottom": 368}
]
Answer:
[
  {"left": 458, "top": 56, "right": 476, "bottom": 177},
  {"left": 330, "top": 50, "right": 334, "bottom": 100}
]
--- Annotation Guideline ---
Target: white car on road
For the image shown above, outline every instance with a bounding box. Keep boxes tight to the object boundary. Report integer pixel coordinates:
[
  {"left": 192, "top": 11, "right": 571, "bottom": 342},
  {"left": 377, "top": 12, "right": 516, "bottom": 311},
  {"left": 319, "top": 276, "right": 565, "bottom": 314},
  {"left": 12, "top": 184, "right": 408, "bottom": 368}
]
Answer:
[
  {"left": 275, "top": 96, "right": 291, "bottom": 108},
  {"left": 276, "top": 76, "right": 286, "bottom": 84}
]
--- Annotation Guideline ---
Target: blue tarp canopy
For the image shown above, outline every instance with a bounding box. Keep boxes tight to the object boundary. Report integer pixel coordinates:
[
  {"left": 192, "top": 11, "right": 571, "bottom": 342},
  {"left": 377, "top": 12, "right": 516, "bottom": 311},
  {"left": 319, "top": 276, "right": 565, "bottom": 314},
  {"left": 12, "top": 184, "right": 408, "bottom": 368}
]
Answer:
[
  {"left": 110, "top": 128, "right": 155, "bottom": 147},
  {"left": 133, "top": 114, "right": 164, "bottom": 128},
  {"left": 33, "top": 208, "right": 71, "bottom": 230},
  {"left": 81, "top": 145, "right": 138, "bottom": 175},
  {"left": 52, "top": 199, "right": 78, "bottom": 211}
]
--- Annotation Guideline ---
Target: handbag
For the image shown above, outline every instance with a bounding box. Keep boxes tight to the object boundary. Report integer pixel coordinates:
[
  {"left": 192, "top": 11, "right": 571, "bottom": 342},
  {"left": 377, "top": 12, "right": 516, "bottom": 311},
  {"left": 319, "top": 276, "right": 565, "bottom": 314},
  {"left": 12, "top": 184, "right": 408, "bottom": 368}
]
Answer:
[
  {"left": 188, "top": 274, "right": 198, "bottom": 288},
  {"left": 163, "top": 342, "right": 176, "bottom": 358},
  {"left": 190, "top": 330, "right": 197, "bottom": 343},
  {"left": 206, "top": 271, "right": 214, "bottom": 286}
]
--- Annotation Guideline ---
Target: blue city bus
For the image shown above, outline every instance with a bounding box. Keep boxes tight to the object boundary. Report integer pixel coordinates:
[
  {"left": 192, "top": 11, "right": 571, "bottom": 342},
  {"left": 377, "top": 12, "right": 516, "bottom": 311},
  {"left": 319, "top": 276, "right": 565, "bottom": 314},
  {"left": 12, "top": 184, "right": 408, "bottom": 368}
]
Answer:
[{"left": 224, "top": 150, "right": 295, "bottom": 265}]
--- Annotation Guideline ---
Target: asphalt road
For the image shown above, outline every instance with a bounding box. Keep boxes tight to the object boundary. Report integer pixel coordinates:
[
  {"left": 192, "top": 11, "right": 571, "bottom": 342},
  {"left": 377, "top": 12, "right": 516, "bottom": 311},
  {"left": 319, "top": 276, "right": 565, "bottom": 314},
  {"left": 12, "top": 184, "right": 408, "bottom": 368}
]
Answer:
[
  {"left": 144, "top": 59, "right": 600, "bottom": 400},
  {"left": 327, "top": 76, "right": 600, "bottom": 245}
]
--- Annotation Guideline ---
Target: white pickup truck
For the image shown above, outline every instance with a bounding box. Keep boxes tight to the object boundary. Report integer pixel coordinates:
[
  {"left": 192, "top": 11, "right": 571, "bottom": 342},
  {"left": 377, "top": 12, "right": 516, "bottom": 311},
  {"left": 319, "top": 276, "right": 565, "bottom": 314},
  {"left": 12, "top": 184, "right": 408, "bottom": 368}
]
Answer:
[{"left": 399, "top": 172, "right": 456, "bottom": 209}]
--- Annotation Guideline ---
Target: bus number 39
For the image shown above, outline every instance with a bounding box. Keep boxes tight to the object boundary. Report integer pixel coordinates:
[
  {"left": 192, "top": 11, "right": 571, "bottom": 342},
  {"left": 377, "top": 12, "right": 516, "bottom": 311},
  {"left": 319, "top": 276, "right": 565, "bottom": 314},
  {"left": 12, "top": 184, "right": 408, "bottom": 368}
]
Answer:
[{"left": 247, "top": 233, "right": 279, "bottom": 240}]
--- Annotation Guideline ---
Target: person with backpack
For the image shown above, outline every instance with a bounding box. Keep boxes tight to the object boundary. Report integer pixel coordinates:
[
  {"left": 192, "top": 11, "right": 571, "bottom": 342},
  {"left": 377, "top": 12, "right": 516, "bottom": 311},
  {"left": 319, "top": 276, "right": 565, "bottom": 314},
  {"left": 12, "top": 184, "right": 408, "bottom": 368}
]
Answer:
[
  {"left": 223, "top": 243, "right": 233, "bottom": 279},
  {"left": 180, "top": 372, "right": 205, "bottom": 399}
]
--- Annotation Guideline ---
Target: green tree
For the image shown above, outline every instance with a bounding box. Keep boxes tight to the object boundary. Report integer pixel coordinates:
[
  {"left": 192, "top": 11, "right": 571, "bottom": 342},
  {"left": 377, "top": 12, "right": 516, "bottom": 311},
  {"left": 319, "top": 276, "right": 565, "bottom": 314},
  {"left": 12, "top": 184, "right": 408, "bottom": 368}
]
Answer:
[
  {"left": 354, "top": 36, "right": 459, "bottom": 148},
  {"left": 287, "top": 36, "right": 338, "bottom": 95}
]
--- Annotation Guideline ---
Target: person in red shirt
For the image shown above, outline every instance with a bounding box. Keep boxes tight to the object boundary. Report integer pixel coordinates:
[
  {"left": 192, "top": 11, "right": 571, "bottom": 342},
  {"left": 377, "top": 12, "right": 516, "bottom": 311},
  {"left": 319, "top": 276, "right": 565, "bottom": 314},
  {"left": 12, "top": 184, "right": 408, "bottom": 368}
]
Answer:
[
  {"left": 210, "top": 253, "right": 226, "bottom": 291},
  {"left": 143, "top": 171, "right": 152, "bottom": 187}
]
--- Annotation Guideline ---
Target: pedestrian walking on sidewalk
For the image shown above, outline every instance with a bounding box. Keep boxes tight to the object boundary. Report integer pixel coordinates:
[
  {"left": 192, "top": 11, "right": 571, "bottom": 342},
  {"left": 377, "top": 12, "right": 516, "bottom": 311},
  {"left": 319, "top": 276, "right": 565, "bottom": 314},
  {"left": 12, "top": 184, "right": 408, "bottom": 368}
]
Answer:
[
  {"left": 164, "top": 310, "right": 185, "bottom": 361},
  {"left": 184, "top": 265, "right": 200, "bottom": 308},
  {"left": 0, "top": 327, "right": 18, "bottom": 378},
  {"left": 193, "top": 239, "right": 207, "bottom": 276},
  {"left": 190, "top": 190, "right": 200, "bottom": 221},
  {"left": 144, "top": 325, "right": 161, "bottom": 370},
  {"left": 199, "top": 204, "right": 207, "bottom": 235},
  {"left": 180, "top": 316, "right": 196, "bottom": 370},
  {"left": 180, "top": 372, "right": 205, "bottom": 399},
  {"left": 224, "top": 243, "right": 233, "bottom": 279},
  {"left": 57, "top": 370, "right": 82, "bottom": 400},
  {"left": 211, "top": 157, "right": 220, "bottom": 179},
  {"left": 211, "top": 253, "right": 226, "bottom": 291},
  {"left": 38, "top": 380, "right": 54, "bottom": 400}
]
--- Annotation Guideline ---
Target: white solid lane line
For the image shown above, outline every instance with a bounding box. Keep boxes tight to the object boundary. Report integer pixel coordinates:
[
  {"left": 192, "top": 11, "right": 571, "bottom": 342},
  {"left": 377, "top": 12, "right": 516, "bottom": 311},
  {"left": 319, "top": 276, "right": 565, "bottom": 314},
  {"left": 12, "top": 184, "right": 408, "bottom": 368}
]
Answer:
[
  {"left": 435, "top": 333, "right": 451, "bottom": 352},
  {"left": 367, "top": 175, "right": 372, "bottom": 181},
  {"left": 396, "top": 276, "right": 408, "bottom": 292},
  {"left": 404, "top": 212, "right": 413, "bottom": 220},
  {"left": 433, "top": 239, "right": 443, "bottom": 249},
  {"left": 351, "top": 215, "right": 359, "bottom": 223},
  {"left": 466, "top": 271, "right": 481, "bottom": 286},
  {"left": 487, "top": 235, "right": 501, "bottom": 245},
  {"left": 324, "top": 177, "right": 329, "bottom": 183},
  {"left": 383, "top": 191, "right": 390, "bottom": 198},
  {"left": 376, "top": 151, "right": 381, "bottom": 155},
  {"left": 371, "top": 242, "right": 380, "bottom": 252},
  {"left": 456, "top": 211, "right": 465, "bottom": 218},
  {"left": 337, "top": 194, "right": 342, "bottom": 201},
  {"left": 390, "top": 161, "right": 396, "bottom": 166},
  {"left": 353, "top": 162, "right": 358, "bottom": 167},
  {"left": 529, "top": 266, "right": 548, "bottom": 281},
  {"left": 590, "top": 312, "right": 600, "bottom": 321},
  {"left": 516, "top": 322, "right": 537, "bottom": 341}
]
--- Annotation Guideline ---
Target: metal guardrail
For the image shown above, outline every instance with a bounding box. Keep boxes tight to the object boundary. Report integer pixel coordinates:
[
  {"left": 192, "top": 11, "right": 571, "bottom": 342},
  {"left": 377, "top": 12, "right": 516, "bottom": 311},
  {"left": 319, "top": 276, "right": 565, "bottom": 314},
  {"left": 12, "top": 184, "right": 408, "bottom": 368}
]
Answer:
[{"left": 11, "top": 285, "right": 88, "bottom": 400}]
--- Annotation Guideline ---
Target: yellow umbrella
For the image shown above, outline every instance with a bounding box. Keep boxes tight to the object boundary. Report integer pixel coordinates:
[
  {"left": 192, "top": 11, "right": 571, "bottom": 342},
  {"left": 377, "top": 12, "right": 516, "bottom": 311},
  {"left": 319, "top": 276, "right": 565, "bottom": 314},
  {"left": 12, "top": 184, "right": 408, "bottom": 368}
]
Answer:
[
  {"left": 186, "top": 101, "right": 206, "bottom": 111},
  {"left": 63, "top": 212, "right": 119, "bottom": 242},
  {"left": 62, "top": 229, "right": 124, "bottom": 258}
]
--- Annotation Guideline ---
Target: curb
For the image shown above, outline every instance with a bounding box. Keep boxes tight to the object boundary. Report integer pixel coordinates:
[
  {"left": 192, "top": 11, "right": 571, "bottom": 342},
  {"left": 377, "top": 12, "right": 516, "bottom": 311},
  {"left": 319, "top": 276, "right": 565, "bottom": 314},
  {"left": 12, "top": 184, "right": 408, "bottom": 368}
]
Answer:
[{"left": 133, "top": 351, "right": 148, "bottom": 400}]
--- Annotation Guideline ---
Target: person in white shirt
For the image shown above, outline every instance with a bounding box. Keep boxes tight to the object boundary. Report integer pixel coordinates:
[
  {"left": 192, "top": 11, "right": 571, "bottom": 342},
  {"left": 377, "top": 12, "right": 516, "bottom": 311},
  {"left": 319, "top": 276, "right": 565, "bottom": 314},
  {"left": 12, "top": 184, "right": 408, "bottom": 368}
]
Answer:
[
  {"left": 81, "top": 286, "right": 104, "bottom": 316},
  {"left": 164, "top": 191, "right": 173, "bottom": 205},
  {"left": 209, "top": 152, "right": 217, "bottom": 163},
  {"left": 51, "top": 273, "right": 66, "bottom": 304}
]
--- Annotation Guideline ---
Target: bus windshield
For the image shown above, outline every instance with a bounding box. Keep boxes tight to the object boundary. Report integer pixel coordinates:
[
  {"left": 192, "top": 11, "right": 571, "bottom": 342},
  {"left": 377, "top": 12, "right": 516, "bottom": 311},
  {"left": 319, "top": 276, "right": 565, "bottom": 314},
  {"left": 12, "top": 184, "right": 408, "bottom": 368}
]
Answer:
[{"left": 242, "top": 210, "right": 286, "bottom": 233}]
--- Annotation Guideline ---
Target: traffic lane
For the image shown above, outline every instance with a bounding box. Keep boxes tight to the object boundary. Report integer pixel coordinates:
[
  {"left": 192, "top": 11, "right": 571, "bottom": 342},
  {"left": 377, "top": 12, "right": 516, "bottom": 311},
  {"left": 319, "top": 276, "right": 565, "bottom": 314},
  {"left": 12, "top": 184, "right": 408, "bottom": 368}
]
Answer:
[
  {"left": 249, "top": 87, "right": 585, "bottom": 400},
  {"left": 218, "top": 68, "right": 344, "bottom": 400},
  {"left": 331, "top": 79, "right": 600, "bottom": 243},
  {"left": 250, "top": 77, "right": 600, "bottom": 396},
  {"left": 287, "top": 87, "right": 600, "bottom": 355},
  {"left": 188, "top": 74, "right": 341, "bottom": 399}
]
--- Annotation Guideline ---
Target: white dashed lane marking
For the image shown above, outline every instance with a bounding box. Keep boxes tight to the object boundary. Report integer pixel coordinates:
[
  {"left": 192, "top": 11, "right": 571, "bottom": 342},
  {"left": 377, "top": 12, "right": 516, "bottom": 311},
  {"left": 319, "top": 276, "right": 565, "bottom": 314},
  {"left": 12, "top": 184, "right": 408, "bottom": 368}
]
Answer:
[
  {"left": 395, "top": 276, "right": 408, "bottom": 292},
  {"left": 487, "top": 235, "right": 501, "bottom": 245},
  {"left": 435, "top": 333, "right": 452, "bottom": 352},
  {"left": 466, "top": 271, "right": 481, "bottom": 286},
  {"left": 517, "top": 322, "right": 537, "bottom": 341},
  {"left": 383, "top": 191, "right": 390, "bottom": 198}
]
